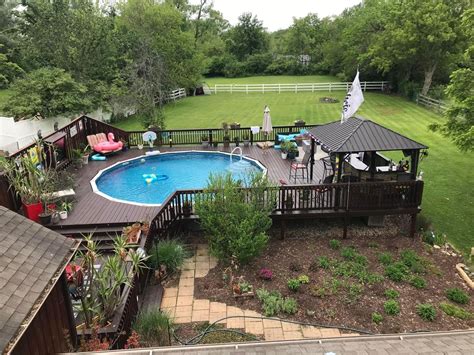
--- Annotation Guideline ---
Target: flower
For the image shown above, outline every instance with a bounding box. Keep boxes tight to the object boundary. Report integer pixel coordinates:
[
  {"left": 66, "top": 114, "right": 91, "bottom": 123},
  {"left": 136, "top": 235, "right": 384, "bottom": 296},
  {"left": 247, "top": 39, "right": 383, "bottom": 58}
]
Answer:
[{"left": 259, "top": 268, "right": 273, "bottom": 280}]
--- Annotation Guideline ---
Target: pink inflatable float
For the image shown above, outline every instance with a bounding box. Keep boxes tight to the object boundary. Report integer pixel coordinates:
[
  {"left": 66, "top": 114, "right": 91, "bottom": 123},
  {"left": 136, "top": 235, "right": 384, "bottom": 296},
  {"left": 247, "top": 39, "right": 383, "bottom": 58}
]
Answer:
[{"left": 93, "top": 133, "right": 123, "bottom": 154}]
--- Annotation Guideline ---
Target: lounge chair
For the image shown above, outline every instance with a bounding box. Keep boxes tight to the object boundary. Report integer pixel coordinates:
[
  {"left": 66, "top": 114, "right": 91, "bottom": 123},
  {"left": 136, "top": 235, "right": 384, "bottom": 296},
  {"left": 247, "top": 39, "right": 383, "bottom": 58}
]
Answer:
[{"left": 87, "top": 133, "right": 123, "bottom": 154}]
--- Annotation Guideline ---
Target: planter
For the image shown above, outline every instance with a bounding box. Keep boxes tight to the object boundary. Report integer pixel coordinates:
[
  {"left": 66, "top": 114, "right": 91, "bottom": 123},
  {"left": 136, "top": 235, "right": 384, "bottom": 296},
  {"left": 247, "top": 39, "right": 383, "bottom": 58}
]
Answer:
[
  {"left": 39, "top": 212, "right": 52, "bottom": 225},
  {"left": 183, "top": 205, "right": 192, "bottom": 217},
  {"left": 223, "top": 140, "right": 230, "bottom": 148},
  {"left": 230, "top": 123, "right": 240, "bottom": 129},
  {"left": 137, "top": 144, "right": 144, "bottom": 150},
  {"left": 82, "top": 154, "right": 89, "bottom": 165},
  {"left": 22, "top": 201, "right": 43, "bottom": 222},
  {"left": 51, "top": 212, "right": 60, "bottom": 224},
  {"left": 243, "top": 140, "right": 250, "bottom": 147},
  {"left": 201, "top": 140, "right": 209, "bottom": 148},
  {"left": 281, "top": 152, "right": 288, "bottom": 159},
  {"left": 59, "top": 211, "right": 68, "bottom": 220},
  {"left": 212, "top": 142, "right": 218, "bottom": 148},
  {"left": 294, "top": 120, "right": 306, "bottom": 127},
  {"left": 287, "top": 152, "right": 297, "bottom": 160}
]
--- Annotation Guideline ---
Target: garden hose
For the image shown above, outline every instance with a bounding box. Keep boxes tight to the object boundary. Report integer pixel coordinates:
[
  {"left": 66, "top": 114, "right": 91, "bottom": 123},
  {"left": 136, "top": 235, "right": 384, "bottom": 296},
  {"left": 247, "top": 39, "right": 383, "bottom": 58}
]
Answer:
[{"left": 171, "top": 314, "right": 374, "bottom": 346}]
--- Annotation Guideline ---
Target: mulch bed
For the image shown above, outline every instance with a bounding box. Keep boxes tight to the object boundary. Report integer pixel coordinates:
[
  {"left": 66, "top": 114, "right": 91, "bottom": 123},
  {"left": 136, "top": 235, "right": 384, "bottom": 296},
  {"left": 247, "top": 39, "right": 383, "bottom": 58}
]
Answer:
[
  {"left": 195, "top": 216, "right": 474, "bottom": 334},
  {"left": 173, "top": 323, "right": 260, "bottom": 345}
]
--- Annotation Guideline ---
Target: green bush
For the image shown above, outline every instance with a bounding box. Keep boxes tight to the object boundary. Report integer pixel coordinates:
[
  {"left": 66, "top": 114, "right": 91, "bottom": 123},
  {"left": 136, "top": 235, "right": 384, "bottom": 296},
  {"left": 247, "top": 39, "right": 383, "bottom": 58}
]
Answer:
[
  {"left": 133, "top": 308, "right": 173, "bottom": 346},
  {"left": 384, "top": 289, "right": 400, "bottom": 299},
  {"left": 287, "top": 278, "right": 301, "bottom": 292},
  {"left": 439, "top": 302, "right": 473, "bottom": 320},
  {"left": 384, "top": 300, "right": 400, "bottom": 315},
  {"left": 281, "top": 297, "right": 298, "bottom": 314},
  {"left": 298, "top": 275, "right": 310, "bottom": 284},
  {"left": 410, "top": 276, "right": 427, "bottom": 289},
  {"left": 378, "top": 252, "right": 393, "bottom": 266},
  {"left": 346, "top": 283, "right": 363, "bottom": 303},
  {"left": 341, "top": 247, "right": 357, "bottom": 260},
  {"left": 149, "top": 240, "right": 189, "bottom": 273},
  {"left": 416, "top": 303, "right": 436, "bottom": 321},
  {"left": 372, "top": 312, "right": 383, "bottom": 324},
  {"left": 329, "top": 239, "right": 341, "bottom": 250},
  {"left": 318, "top": 256, "right": 331, "bottom": 269},
  {"left": 256, "top": 288, "right": 298, "bottom": 316},
  {"left": 354, "top": 254, "right": 368, "bottom": 266},
  {"left": 385, "top": 262, "right": 409, "bottom": 282},
  {"left": 400, "top": 249, "right": 426, "bottom": 274},
  {"left": 446, "top": 288, "right": 470, "bottom": 305},
  {"left": 195, "top": 173, "right": 275, "bottom": 265}
]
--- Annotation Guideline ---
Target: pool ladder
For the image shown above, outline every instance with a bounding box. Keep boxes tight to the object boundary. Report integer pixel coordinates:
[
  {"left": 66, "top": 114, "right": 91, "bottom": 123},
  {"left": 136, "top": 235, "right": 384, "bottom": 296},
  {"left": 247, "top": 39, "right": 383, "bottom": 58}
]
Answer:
[{"left": 230, "top": 147, "right": 243, "bottom": 162}]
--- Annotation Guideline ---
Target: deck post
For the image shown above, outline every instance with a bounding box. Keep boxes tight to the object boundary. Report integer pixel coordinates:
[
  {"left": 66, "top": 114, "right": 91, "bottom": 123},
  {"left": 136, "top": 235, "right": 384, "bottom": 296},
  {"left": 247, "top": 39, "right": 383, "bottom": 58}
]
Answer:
[
  {"left": 410, "top": 213, "right": 417, "bottom": 238},
  {"left": 309, "top": 138, "right": 315, "bottom": 181}
]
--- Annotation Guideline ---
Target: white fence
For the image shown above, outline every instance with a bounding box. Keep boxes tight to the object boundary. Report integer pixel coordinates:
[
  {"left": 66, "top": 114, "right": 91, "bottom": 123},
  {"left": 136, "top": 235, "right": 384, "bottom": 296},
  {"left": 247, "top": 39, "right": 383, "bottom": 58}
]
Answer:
[
  {"left": 211, "top": 81, "right": 388, "bottom": 94},
  {"left": 417, "top": 93, "right": 447, "bottom": 113},
  {"left": 167, "top": 88, "right": 186, "bottom": 101}
]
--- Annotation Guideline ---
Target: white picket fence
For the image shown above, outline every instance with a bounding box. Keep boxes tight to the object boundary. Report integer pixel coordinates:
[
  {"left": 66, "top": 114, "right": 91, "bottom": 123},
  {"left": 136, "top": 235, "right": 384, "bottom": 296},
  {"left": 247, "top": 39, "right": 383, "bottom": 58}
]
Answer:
[
  {"left": 417, "top": 93, "right": 447, "bottom": 113},
  {"left": 167, "top": 88, "right": 186, "bottom": 101},
  {"left": 211, "top": 81, "right": 388, "bottom": 94}
]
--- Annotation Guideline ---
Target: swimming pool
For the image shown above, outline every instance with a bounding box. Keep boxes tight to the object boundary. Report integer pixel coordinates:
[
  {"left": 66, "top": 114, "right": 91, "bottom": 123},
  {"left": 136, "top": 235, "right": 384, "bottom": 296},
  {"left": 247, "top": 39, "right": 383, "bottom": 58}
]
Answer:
[{"left": 91, "top": 151, "right": 266, "bottom": 206}]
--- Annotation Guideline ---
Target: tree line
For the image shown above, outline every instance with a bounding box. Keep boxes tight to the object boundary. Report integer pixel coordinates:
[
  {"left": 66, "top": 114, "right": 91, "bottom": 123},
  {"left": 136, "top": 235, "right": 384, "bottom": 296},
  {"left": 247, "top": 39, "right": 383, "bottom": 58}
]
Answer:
[{"left": 0, "top": 0, "right": 472, "bottom": 149}]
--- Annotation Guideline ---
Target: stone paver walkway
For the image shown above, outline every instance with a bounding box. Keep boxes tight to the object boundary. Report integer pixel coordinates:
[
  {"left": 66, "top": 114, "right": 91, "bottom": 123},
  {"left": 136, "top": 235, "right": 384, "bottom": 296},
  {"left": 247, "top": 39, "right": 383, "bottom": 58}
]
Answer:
[{"left": 160, "top": 244, "right": 356, "bottom": 341}]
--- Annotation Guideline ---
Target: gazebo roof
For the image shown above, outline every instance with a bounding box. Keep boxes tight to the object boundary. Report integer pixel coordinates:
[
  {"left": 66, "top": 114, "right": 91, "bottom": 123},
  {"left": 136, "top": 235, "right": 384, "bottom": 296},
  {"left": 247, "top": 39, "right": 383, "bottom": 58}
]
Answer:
[
  {"left": 0, "top": 206, "right": 78, "bottom": 353},
  {"left": 307, "top": 117, "right": 427, "bottom": 153}
]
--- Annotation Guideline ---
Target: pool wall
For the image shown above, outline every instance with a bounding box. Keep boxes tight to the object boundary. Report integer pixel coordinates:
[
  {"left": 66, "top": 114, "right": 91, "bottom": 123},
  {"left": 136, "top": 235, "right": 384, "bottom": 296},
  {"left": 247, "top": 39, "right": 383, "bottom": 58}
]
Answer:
[{"left": 90, "top": 150, "right": 268, "bottom": 207}]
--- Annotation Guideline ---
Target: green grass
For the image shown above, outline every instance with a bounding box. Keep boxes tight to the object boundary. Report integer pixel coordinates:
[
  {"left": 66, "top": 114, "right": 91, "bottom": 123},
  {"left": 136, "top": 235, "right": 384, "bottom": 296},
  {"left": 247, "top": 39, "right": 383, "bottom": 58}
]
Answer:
[
  {"left": 112, "top": 76, "right": 474, "bottom": 255},
  {"left": 204, "top": 75, "right": 341, "bottom": 86}
]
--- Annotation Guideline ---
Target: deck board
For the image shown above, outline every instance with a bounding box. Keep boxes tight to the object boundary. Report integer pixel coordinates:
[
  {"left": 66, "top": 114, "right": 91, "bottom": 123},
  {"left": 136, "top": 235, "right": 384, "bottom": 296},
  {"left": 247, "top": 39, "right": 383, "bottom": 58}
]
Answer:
[{"left": 55, "top": 144, "right": 326, "bottom": 228}]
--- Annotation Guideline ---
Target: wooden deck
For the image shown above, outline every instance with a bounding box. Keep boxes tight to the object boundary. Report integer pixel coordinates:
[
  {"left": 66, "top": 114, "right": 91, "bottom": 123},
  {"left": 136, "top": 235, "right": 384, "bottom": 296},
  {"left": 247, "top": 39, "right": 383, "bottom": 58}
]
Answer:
[{"left": 52, "top": 145, "right": 326, "bottom": 231}]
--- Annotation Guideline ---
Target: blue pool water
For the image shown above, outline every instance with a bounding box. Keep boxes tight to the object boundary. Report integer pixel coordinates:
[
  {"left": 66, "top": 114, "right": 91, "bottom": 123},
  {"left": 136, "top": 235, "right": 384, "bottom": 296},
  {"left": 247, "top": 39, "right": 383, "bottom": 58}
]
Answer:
[{"left": 93, "top": 152, "right": 264, "bottom": 205}]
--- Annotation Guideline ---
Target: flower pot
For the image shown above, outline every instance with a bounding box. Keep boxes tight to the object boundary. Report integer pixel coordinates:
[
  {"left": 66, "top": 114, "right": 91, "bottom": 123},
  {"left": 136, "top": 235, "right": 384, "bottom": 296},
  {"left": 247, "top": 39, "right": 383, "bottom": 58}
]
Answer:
[
  {"left": 243, "top": 140, "right": 250, "bottom": 147},
  {"left": 223, "top": 140, "right": 230, "bottom": 148},
  {"left": 39, "top": 212, "right": 52, "bottom": 225},
  {"left": 201, "top": 141, "right": 209, "bottom": 148},
  {"left": 59, "top": 211, "right": 68, "bottom": 220},
  {"left": 22, "top": 201, "right": 43, "bottom": 223},
  {"left": 51, "top": 212, "right": 60, "bottom": 224},
  {"left": 138, "top": 144, "right": 144, "bottom": 150},
  {"left": 82, "top": 154, "right": 89, "bottom": 165},
  {"left": 287, "top": 152, "right": 296, "bottom": 160},
  {"left": 281, "top": 152, "right": 288, "bottom": 159}
]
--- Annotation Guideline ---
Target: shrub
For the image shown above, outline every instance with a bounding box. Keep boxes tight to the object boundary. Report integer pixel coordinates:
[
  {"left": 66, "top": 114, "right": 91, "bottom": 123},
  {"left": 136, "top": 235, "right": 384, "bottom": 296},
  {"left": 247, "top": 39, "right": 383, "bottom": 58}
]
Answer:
[
  {"left": 310, "top": 286, "right": 327, "bottom": 298},
  {"left": 400, "top": 249, "right": 425, "bottom": 273},
  {"left": 329, "top": 239, "right": 341, "bottom": 250},
  {"left": 378, "top": 252, "right": 393, "bottom": 266},
  {"left": 298, "top": 275, "right": 310, "bottom": 284},
  {"left": 133, "top": 308, "right": 173, "bottom": 346},
  {"left": 149, "top": 240, "right": 188, "bottom": 273},
  {"left": 416, "top": 304, "right": 436, "bottom": 321},
  {"left": 195, "top": 173, "right": 275, "bottom": 265},
  {"left": 318, "top": 256, "right": 331, "bottom": 269},
  {"left": 410, "top": 276, "right": 427, "bottom": 289},
  {"left": 354, "top": 254, "right": 368, "bottom": 266},
  {"left": 372, "top": 312, "right": 383, "bottom": 324},
  {"left": 287, "top": 278, "right": 301, "bottom": 292},
  {"left": 341, "top": 247, "right": 357, "bottom": 260},
  {"left": 384, "top": 289, "right": 400, "bottom": 299},
  {"left": 346, "top": 283, "right": 363, "bottom": 303},
  {"left": 281, "top": 297, "right": 298, "bottom": 314},
  {"left": 385, "top": 262, "right": 409, "bottom": 282},
  {"left": 384, "top": 300, "right": 400, "bottom": 315},
  {"left": 439, "top": 302, "right": 473, "bottom": 320},
  {"left": 446, "top": 288, "right": 470, "bottom": 304},
  {"left": 259, "top": 268, "right": 273, "bottom": 280}
]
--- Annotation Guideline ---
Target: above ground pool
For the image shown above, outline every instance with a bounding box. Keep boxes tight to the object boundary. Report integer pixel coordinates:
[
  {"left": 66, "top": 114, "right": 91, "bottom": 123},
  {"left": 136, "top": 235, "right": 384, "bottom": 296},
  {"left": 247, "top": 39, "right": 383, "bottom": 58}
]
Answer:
[{"left": 91, "top": 151, "right": 266, "bottom": 206}]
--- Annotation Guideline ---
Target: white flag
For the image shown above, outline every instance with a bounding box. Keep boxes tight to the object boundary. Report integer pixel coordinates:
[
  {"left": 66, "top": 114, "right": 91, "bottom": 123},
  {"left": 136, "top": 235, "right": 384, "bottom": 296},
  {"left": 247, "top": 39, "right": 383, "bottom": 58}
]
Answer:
[{"left": 341, "top": 71, "right": 364, "bottom": 123}]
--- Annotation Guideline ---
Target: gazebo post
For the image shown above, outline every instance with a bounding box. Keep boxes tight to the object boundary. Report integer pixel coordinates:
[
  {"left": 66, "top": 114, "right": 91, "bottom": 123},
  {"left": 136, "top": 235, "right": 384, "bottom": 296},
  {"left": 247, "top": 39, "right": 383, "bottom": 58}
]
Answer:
[
  {"left": 410, "top": 150, "right": 420, "bottom": 179},
  {"left": 336, "top": 152, "right": 344, "bottom": 183},
  {"left": 369, "top": 152, "right": 376, "bottom": 180},
  {"left": 309, "top": 138, "right": 315, "bottom": 182}
]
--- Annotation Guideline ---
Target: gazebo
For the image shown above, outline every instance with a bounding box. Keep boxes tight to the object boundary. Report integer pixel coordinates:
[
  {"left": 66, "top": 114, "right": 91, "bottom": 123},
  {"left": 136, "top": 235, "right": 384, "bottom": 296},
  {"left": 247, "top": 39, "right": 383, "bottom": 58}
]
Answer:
[{"left": 306, "top": 117, "right": 428, "bottom": 183}]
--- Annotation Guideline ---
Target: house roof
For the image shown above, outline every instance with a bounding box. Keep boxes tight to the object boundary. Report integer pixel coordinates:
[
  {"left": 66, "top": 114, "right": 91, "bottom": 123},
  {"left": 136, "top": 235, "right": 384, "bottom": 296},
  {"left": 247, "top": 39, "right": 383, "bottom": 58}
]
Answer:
[
  {"left": 0, "top": 206, "right": 78, "bottom": 353},
  {"left": 307, "top": 117, "right": 427, "bottom": 153}
]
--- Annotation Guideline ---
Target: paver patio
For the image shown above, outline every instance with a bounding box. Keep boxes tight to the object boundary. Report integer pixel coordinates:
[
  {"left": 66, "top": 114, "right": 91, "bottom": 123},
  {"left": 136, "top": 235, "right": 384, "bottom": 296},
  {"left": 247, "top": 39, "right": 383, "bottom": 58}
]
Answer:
[{"left": 160, "top": 244, "right": 358, "bottom": 341}]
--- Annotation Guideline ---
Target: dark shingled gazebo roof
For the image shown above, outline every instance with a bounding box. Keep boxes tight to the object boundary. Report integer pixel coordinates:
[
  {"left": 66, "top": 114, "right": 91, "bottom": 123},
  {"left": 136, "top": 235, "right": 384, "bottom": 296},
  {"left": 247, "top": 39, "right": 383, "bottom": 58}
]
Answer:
[
  {"left": 0, "top": 206, "right": 78, "bottom": 353},
  {"left": 308, "top": 117, "right": 427, "bottom": 153}
]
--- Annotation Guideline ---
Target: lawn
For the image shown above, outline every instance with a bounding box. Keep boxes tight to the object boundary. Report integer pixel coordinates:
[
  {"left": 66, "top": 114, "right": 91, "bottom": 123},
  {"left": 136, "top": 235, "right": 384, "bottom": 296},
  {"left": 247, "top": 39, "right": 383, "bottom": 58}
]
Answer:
[{"left": 114, "top": 78, "right": 473, "bottom": 255}]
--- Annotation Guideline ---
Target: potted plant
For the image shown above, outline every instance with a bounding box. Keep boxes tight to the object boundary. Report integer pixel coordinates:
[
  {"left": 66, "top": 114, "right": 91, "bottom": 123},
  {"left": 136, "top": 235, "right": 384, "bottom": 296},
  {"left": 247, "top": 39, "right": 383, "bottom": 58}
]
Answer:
[
  {"left": 230, "top": 122, "right": 240, "bottom": 129},
  {"left": 287, "top": 145, "right": 299, "bottom": 160},
  {"left": 212, "top": 141, "right": 218, "bottom": 148},
  {"left": 201, "top": 135, "right": 209, "bottom": 148},
  {"left": 234, "top": 136, "right": 240, "bottom": 147},
  {"left": 82, "top": 145, "right": 91, "bottom": 165},
  {"left": 223, "top": 135, "right": 231, "bottom": 148},
  {"left": 71, "top": 148, "right": 83, "bottom": 169},
  {"left": 51, "top": 207, "right": 60, "bottom": 224},
  {"left": 294, "top": 119, "right": 306, "bottom": 127},
  {"left": 60, "top": 201, "right": 73, "bottom": 219},
  {"left": 182, "top": 201, "right": 192, "bottom": 217},
  {"left": 280, "top": 141, "right": 292, "bottom": 159},
  {"left": 243, "top": 134, "right": 250, "bottom": 147}
]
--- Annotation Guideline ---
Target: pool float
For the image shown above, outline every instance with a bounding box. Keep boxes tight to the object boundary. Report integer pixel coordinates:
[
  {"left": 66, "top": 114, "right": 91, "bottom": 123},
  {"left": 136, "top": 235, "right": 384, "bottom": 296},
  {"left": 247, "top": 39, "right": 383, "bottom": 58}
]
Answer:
[
  {"left": 142, "top": 173, "right": 169, "bottom": 184},
  {"left": 91, "top": 154, "right": 106, "bottom": 161},
  {"left": 93, "top": 133, "right": 123, "bottom": 154}
]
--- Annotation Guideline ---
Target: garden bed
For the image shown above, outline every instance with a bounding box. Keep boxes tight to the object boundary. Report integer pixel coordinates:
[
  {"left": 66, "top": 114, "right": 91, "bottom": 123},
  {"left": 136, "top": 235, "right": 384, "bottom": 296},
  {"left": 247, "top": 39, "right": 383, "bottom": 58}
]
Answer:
[{"left": 195, "top": 217, "right": 473, "bottom": 334}]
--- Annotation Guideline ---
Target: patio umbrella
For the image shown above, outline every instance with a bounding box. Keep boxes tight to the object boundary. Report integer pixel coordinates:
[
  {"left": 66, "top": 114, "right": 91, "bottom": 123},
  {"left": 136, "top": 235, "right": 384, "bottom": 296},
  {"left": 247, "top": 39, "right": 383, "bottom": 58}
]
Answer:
[{"left": 262, "top": 105, "right": 273, "bottom": 135}]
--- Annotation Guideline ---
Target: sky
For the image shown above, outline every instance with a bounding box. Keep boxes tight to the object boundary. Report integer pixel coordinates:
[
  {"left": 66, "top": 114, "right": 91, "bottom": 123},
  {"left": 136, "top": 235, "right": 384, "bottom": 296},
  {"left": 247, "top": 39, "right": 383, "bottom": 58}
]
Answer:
[{"left": 190, "top": 0, "right": 362, "bottom": 32}]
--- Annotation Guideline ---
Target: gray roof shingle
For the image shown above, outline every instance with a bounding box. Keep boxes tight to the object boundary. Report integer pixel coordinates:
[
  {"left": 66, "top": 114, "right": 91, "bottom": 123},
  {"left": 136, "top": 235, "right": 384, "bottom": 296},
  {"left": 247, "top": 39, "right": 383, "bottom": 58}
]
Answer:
[
  {"left": 308, "top": 117, "right": 427, "bottom": 153},
  {"left": 0, "top": 206, "right": 78, "bottom": 353}
]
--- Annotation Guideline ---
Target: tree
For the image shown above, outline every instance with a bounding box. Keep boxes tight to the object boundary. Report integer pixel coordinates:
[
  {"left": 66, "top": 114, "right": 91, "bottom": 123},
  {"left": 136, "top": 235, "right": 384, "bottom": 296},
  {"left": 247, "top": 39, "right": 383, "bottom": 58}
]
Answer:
[
  {"left": 0, "top": 51, "right": 23, "bottom": 87},
  {"left": 226, "top": 13, "right": 269, "bottom": 60},
  {"left": 286, "top": 14, "right": 325, "bottom": 61},
  {"left": 431, "top": 9, "right": 474, "bottom": 151},
  {"left": 3, "top": 67, "right": 91, "bottom": 119}
]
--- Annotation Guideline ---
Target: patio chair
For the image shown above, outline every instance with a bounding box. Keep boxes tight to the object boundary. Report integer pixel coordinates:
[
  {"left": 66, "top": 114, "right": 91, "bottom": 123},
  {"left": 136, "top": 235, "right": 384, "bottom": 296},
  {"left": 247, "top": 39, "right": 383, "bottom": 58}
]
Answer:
[
  {"left": 289, "top": 151, "right": 311, "bottom": 183},
  {"left": 87, "top": 133, "right": 123, "bottom": 155}
]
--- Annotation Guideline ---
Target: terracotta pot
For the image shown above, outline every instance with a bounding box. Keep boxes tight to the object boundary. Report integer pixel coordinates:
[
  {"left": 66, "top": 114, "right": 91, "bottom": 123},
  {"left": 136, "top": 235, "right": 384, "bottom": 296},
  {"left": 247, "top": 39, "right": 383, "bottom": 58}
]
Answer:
[{"left": 22, "top": 201, "right": 43, "bottom": 222}]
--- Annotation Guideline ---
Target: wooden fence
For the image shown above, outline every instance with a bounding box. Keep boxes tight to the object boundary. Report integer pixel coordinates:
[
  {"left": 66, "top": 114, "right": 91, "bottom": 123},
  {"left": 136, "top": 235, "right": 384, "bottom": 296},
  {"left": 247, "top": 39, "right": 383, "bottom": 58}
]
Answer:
[
  {"left": 212, "top": 81, "right": 388, "bottom": 94},
  {"left": 417, "top": 93, "right": 447, "bottom": 113},
  {"left": 166, "top": 88, "right": 186, "bottom": 101}
]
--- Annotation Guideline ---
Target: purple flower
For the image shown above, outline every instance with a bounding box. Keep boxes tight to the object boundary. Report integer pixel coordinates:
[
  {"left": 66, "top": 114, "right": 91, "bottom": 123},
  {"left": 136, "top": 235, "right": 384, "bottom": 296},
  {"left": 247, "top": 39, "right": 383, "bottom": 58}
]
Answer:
[{"left": 259, "top": 268, "right": 273, "bottom": 280}]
